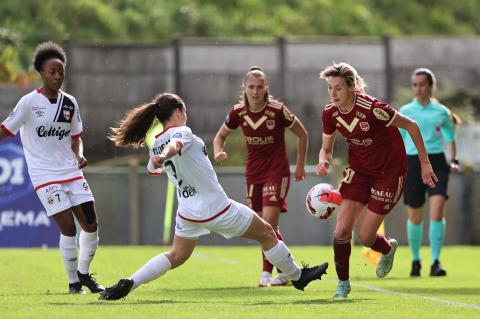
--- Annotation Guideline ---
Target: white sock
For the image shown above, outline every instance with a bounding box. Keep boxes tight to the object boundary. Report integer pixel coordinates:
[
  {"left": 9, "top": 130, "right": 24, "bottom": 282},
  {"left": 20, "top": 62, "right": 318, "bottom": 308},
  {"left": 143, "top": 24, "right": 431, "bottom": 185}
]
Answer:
[
  {"left": 263, "top": 241, "right": 301, "bottom": 281},
  {"left": 59, "top": 234, "right": 79, "bottom": 283},
  {"left": 78, "top": 230, "right": 99, "bottom": 274},
  {"left": 130, "top": 253, "right": 172, "bottom": 289}
]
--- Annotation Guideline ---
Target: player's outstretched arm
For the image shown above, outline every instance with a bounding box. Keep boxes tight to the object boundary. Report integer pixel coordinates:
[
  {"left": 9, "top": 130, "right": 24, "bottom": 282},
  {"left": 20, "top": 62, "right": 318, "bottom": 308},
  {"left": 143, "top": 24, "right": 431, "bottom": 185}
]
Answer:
[
  {"left": 152, "top": 140, "right": 182, "bottom": 169},
  {"left": 391, "top": 112, "right": 437, "bottom": 188}
]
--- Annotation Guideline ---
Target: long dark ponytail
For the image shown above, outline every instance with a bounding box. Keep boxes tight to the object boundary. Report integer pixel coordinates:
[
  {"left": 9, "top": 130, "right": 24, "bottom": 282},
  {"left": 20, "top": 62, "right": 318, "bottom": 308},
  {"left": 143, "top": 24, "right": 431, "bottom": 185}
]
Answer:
[{"left": 109, "top": 93, "right": 185, "bottom": 148}]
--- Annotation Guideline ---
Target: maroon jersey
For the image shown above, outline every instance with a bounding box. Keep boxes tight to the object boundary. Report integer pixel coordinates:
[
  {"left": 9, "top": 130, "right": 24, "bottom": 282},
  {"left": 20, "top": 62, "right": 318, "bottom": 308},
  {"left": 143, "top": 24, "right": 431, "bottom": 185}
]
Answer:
[
  {"left": 322, "top": 93, "right": 406, "bottom": 177},
  {"left": 224, "top": 97, "right": 296, "bottom": 184}
]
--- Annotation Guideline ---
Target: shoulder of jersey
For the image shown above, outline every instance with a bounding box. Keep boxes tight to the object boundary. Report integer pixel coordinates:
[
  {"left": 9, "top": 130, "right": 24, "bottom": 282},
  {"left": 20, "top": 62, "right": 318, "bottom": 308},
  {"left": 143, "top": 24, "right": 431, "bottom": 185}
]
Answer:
[
  {"left": 432, "top": 101, "right": 452, "bottom": 115},
  {"left": 356, "top": 93, "right": 375, "bottom": 110},
  {"left": 233, "top": 102, "right": 246, "bottom": 111},
  {"left": 267, "top": 98, "right": 284, "bottom": 110},
  {"left": 323, "top": 101, "right": 335, "bottom": 112}
]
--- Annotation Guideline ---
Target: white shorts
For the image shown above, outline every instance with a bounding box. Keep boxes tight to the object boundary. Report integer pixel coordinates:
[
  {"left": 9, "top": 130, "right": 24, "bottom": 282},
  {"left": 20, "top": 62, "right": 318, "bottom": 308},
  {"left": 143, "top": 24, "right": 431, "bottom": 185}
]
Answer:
[
  {"left": 175, "top": 200, "right": 254, "bottom": 239},
  {"left": 36, "top": 178, "right": 94, "bottom": 216}
]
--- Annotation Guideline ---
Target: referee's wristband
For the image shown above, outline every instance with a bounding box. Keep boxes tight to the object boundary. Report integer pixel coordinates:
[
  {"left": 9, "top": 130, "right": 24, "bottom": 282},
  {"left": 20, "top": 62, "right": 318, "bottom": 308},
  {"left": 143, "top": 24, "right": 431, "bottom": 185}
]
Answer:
[{"left": 451, "top": 159, "right": 459, "bottom": 165}]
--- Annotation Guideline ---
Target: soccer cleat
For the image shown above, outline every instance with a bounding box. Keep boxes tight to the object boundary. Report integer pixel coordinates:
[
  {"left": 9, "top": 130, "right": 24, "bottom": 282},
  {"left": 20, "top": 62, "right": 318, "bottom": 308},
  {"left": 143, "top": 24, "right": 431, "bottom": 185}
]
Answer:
[
  {"left": 333, "top": 280, "right": 351, "bottom": 299},
  {"left": 291, "top": 262, "right": 328, "bottom": 291},
  {"left": 271, "top": 273, "right": 291, "bottom": 286},
  {"left": 78, "top": 271, "right": 105, "bottom": 293},
  {"left": 410, "top": 260, "right": 421, "bottom": 277},
  {"left": 376, "top": 239, "right": 398, "bottom": 278},
  {"left": 98, "top": 278, "right": 134, "bottom": 300},
  {"left": 430, "top": 260, "right": 447, "bottom": 276},
  {"left": 69, "top": 282, "right": 86, "bottom": 295},
  {"left": 258, "top": 271, "right": 271, "bottom": 287}
]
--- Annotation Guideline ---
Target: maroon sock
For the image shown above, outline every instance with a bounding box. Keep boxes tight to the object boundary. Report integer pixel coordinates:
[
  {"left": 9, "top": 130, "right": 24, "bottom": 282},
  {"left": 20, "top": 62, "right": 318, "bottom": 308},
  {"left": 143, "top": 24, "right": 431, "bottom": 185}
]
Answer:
[
  {"left": 370, "top": 233, "right": 392, "bottom": 255},
  {"left": 274, "top": 230, "right": 284, "bottom": 274},
  {"left": 262, "top": 251, "right": 274, "bottom": 273},
  {"left": 334, "top": 237, "right": 351, "bottom": 281}
]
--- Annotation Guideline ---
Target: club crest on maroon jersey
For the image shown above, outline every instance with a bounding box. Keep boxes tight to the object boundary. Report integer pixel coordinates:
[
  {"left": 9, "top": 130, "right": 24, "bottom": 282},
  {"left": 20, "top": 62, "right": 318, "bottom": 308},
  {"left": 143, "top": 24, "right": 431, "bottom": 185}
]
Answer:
[
  {"left": 266, "top": 119, "right": 275, "bottom": 130},
  {"left": 359, "top": 121, "right": 370, "bottom": 132}
]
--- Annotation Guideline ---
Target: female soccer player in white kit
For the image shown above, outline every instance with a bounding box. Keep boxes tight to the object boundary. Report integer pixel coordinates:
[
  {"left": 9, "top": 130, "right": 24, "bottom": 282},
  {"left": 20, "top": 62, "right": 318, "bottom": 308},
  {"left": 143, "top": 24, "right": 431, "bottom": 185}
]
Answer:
[
  {"left": 101, "top": 93, "right": 328, "bottom": 300},
  {"left": 0, "top": 42, "right": 104, "bottom": 294}
]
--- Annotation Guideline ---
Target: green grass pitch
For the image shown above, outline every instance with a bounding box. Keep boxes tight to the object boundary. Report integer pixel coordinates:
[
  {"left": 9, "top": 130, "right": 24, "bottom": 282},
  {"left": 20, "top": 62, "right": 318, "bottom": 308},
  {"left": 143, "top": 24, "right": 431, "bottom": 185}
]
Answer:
[{"left": 1, "top": 246, "right": 479, "bottom": 319}]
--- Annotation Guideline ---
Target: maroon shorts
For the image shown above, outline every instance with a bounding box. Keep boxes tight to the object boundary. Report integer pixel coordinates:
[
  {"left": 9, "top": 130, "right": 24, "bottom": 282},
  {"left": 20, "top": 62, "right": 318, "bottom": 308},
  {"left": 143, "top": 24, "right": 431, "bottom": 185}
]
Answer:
[
  {"left": 339, "top": 167, "right": 406, "bottom": 215},
  {"left": 246, "top": 175, "right": 290, "bottom": 213}
]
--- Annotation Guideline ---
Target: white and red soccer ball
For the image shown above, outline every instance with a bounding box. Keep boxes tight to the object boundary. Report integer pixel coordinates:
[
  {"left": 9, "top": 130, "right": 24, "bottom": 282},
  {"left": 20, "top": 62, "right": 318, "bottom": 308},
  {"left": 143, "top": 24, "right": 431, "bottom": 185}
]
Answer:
[{"left": 305, "top": 183, "right": 342, "bottom": 219}]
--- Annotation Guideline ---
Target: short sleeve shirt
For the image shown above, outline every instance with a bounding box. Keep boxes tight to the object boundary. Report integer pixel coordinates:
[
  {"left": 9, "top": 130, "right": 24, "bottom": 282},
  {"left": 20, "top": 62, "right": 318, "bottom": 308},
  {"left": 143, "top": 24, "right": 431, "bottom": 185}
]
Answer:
[
  {"left": 148, "top": 126, "right": 230, "bottom": 221},
  {"left": 399, "top": 98, "right": 456, "bottom": 155},
  {"left": 1, "top": 89, "right": 84, "bottom": 188},
  {"left": 224, "top": 97, "right": 296, "bottom": 184},
  {"left": 322, "top": 92, "right": 406, "bottom": 177}
]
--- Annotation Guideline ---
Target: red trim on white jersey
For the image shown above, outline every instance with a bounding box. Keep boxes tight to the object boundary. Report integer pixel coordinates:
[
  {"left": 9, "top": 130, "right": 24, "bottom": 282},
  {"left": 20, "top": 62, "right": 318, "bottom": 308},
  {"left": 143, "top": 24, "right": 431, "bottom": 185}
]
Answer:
[
  {"left": 155, "top": 125, "right": 179, "bottom": 138},
  {"left": 147, "top": 171, "right": 162, "bottom": 176},
  {"left": 71, "top": 131, "right": 83, "bottom": 138},
  {"left": 0, "top": 124, "right": 14, "bottom": 137},
  {"left": 178, "top": 202, "right": 232, "bottom": 223},
  {"left": 34, "top": 176, "right": 85, "bottom": 191}
]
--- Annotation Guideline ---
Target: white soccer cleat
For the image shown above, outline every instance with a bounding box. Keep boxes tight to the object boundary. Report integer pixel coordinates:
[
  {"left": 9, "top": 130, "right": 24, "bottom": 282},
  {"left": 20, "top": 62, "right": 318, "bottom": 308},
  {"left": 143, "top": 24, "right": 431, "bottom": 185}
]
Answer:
[
  {"left": 270, "top": 273, "right": 291, "bottom": 286},
  {"left": 258, "top": 271, "right": 271, "bottom": 287},
  {"left": 376, "top": 239, "right": 398, "bottom": 278}
]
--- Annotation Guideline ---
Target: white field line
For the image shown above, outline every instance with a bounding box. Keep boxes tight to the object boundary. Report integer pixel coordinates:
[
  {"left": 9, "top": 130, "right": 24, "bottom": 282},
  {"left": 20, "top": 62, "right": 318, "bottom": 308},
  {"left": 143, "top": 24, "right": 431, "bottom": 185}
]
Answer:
[{"left": 354, "top": 282, "right": 480, "bottom": 311}]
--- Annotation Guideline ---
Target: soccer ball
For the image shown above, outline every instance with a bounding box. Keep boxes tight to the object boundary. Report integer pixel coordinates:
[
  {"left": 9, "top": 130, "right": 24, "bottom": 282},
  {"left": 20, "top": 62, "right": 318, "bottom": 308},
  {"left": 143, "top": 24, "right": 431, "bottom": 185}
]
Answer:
[{"left": 305, "top": 183, "right": 342, "bottom": 219}]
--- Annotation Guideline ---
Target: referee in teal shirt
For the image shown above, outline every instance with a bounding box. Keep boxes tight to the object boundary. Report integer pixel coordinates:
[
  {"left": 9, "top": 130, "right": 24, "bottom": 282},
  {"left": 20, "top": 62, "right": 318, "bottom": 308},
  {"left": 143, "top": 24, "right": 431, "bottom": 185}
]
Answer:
[{"left": 399, "top": 68, "right": 460, "bottom": 277}]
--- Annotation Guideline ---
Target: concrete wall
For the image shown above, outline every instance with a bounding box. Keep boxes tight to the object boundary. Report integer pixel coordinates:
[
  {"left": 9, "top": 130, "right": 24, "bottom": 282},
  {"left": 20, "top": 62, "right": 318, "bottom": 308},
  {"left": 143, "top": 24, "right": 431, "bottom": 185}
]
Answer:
[
  {"left": 4, "top": 36, "right": 480, "bottom": 163},
  {"left": 86, "top": 166, "right": 479, "bottom": 246}
]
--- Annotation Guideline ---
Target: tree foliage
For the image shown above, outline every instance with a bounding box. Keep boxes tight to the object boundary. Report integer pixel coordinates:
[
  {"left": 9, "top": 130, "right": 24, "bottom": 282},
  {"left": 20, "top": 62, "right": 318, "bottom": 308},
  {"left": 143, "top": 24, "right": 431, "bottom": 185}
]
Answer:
[{"left": 1, "top": 0, "right": 480, "bottom": 83}]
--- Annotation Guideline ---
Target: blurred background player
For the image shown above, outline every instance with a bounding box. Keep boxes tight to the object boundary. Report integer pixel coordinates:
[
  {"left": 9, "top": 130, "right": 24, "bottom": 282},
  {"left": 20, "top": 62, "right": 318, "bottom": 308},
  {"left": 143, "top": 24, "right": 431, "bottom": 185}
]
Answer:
[
  {"left": 100, "top": 92, "right": 327, "bottom": 300},
  {"left": 399, "top": 68, "right": 460, "bottom": 277},
  {"left": 315, "top": 62, "right": 437, "bottom": 299},
  {"left": 0, "top": 42, "right": 104, "bottom": 294},
  {"left": 213, "top": 67, "right": 308, "bottom": 287}
]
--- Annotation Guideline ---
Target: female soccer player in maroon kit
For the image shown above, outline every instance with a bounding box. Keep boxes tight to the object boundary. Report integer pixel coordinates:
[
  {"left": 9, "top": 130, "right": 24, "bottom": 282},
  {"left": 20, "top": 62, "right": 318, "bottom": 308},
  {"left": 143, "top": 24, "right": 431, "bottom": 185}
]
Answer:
[
  {"left": 214, "top": 66, "right": 308, "bottom": 287},
  {"left": 315, "top": 63, "right": 437, "bottom": 299}
]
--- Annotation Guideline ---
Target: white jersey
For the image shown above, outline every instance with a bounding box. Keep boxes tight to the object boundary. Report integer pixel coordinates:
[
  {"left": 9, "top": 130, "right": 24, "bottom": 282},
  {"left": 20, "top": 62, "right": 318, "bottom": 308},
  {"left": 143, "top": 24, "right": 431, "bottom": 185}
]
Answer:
[
  {"left": 147, "top": 126, "right": 230, "bottom": 222},
  {"left": 1, "top": 89, "right": 84, "bottom": 189}
]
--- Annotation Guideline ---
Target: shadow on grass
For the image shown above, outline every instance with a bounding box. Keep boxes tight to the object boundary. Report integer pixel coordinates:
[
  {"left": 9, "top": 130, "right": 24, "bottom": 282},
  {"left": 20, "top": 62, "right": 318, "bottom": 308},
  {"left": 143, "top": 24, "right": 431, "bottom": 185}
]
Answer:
[
  {"left": 46, "top": 299, "right": 194, "bottom": 306},
  {"left": 246, "top": 298, "right": 369, "bottom": 305},
  {"left": 375, "top": 287, "right": 480, "bottom": 296}
]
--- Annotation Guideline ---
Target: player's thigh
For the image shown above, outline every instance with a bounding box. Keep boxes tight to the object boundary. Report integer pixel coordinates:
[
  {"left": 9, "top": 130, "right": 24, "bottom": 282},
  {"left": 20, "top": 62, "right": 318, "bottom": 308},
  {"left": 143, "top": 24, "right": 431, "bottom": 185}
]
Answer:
[
  {"left": 246, "top": 183, "right": 263, "bottom": 214},
  {"left": 52, "top": 209, "right": 76, "bottom": 236},
  {"left": 334, "top": 199, "right": 364, "bottom": 239}
]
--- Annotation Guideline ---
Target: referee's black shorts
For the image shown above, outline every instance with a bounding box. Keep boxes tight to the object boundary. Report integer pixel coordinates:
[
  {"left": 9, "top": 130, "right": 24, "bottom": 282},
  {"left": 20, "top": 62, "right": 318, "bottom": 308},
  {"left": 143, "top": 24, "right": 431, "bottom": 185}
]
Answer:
[{"left": 403, "top": 153, "right": 450, "bottom": 208}]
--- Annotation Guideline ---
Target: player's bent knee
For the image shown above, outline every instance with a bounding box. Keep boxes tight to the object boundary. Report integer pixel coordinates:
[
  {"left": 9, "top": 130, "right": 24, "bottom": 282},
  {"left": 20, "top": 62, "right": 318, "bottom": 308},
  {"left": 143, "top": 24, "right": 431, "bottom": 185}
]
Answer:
[
  {"left": 334, "top": 228, "right": 351, "bottom": 240},
  {"left": 358, "top": 233, "right": 375, "bottom": 247}
]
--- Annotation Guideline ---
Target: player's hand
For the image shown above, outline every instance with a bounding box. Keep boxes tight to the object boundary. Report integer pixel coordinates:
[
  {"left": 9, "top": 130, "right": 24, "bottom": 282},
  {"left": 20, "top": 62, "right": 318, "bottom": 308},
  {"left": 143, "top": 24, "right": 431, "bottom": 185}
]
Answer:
[
  {"left": 214, "top": 151, "right": 228, "bottom": 163},
  {"left": 450, "top": 159, "right": 460, "bottom": 173},
  {"left": 421, "top": 162, "right": 437, "bottom": 188},
  {"left": 294, "top": 165, "right": 306, "bottom": 182},
  {"left": 77, "top": 156, "right": 88, "bottom": 169},
  {"left": 152, "top": 154, "right": 167, "bottom": 169},
  {"left": 315, "top": 160, "right": 329, "bottom": 176}
]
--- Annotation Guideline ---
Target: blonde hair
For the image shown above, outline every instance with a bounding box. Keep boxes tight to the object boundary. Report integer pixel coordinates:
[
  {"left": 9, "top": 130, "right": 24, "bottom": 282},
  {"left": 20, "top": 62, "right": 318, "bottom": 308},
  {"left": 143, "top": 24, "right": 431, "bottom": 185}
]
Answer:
[{"left": 319, "top": 62, "right": 366, "bottom": 92}]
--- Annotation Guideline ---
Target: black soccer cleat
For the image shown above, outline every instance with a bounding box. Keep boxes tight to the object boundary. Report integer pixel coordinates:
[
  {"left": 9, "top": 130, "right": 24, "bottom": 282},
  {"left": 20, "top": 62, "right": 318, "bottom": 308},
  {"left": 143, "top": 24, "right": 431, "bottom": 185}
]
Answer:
[
  {"left": 430, "top": 260, "right": 447, "bottom": 277},
  {"left": 78, "top": 271, "right": 105, "bottom": 293},
  {"left": 410, "top": 260, "right": 421, "bottom": 277},
  {"left": 69, "top": 281, "right": 86, "bottom": 295},
  {"left": 292, "top": 262, "right": 328, "bottom": 291},
  {"left": 98, "top": 278, "right": 134, "bottom": 300}
]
